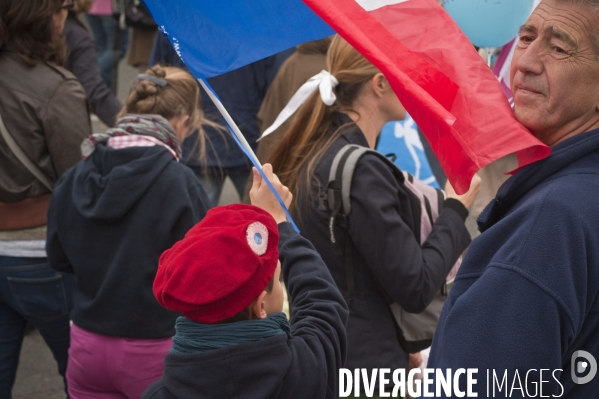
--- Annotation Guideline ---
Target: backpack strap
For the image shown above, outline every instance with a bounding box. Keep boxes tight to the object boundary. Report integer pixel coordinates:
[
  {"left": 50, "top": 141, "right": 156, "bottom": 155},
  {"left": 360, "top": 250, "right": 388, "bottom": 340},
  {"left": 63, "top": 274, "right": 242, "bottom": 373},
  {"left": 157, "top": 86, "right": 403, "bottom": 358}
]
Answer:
[
  {"left": 402, "top": 173, "right": 423, "bottom": 244},
  {"left": 322, "top": 144, "right": 446, "bottom": 306},
  {"left": 328, "top": 145, "right": 366, "bottom": 216},
  {"left": 329, "top": 145, "right": 424, "bottom": 243},
  {"left": 322, "top": 145, "right": 363, "bottom": 303},
  {"left": 322, "top": 144, "right": 410, "bottom": 303}
]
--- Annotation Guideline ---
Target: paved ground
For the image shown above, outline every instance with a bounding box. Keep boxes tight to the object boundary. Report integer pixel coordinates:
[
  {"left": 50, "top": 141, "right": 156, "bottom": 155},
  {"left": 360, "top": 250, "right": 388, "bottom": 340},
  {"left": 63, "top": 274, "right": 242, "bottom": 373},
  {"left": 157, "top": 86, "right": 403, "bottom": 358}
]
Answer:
[
  {"left": 12, "top": 329, "right": 66, "bottom": 399},
  {"left": 11, "top": 44, "right": 240, "bottom": 399}
]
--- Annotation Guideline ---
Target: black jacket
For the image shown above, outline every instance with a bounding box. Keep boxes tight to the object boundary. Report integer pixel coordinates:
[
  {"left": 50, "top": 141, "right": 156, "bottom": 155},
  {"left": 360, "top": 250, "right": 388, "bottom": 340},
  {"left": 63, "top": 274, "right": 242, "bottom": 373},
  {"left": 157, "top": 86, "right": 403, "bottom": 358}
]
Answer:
[
  {"left": 64, "top": 13, "right": 122, "bottom": 127},
  {"left": 47, "top": 144, "right": 209, "bottom": 338},
  {"left": 142, "top": 222, "right": 349, "bottom": 399},
  {"left": 296, "top": 114, "right": 471, "bottom": 372}
]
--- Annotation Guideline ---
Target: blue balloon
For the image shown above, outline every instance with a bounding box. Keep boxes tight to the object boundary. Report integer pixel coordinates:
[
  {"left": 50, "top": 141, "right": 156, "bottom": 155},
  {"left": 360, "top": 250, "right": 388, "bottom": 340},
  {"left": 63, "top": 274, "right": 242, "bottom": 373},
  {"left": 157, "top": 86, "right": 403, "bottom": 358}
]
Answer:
[{"left": 444, "top": 0, "right": 534, "bottom": 48}]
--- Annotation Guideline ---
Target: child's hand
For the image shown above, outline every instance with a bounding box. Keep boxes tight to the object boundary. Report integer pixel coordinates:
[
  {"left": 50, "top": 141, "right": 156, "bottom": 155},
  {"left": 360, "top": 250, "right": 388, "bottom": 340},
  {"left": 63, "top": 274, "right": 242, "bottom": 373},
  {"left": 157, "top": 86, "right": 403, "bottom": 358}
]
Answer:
[{"left": 250, "top": 164, "right": 293, "bottom": 224}]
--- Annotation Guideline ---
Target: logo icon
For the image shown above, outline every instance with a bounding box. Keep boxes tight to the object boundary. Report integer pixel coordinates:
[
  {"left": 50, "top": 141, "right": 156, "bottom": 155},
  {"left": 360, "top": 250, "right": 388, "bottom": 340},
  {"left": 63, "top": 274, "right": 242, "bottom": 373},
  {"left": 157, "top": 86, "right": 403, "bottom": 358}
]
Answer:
[
  {"left": 571, "top": 350, "right": 597, "bottom": 385},
  {"left": 246, "top": 222, "right": 268, "bottom": 256}
]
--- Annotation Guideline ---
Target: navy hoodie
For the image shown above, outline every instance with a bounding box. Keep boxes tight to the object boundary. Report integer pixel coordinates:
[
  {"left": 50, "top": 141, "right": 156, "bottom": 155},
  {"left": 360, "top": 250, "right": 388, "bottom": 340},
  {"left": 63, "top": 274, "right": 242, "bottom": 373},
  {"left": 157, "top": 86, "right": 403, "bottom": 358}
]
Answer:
[
  {"left": 142, "top": 223, "right": 349, "bottom": 399},
  {"left": 428, "top": 128, "right": 599, "bottom": 397},
  {"left": 47, "top": 144, "right": 209, "bottom": 338}
]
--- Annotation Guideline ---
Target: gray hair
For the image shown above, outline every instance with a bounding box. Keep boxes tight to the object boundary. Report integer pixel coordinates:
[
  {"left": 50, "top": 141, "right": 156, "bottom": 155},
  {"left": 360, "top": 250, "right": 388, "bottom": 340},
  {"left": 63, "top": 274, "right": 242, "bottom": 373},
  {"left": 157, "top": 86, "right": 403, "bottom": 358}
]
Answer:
[{"left": 556, "top": 0, "right": 599, "bottom": 61}]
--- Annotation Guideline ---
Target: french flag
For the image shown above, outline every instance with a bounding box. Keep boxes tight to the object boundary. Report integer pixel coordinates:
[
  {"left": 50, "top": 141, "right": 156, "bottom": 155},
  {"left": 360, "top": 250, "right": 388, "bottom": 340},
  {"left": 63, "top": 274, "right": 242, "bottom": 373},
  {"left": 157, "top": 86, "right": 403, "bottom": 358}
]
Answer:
[{"left": 143, "top": 0, "right": 550, "bottom": 193}]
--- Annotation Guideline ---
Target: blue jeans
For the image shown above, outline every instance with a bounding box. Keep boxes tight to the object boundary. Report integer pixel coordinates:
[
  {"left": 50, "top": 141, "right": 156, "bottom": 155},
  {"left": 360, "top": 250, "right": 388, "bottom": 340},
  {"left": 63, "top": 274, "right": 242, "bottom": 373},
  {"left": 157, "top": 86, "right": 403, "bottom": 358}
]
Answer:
[
  {"left": 195, "top": 166, "right": 251, "bottom": 208},
  {"left": 0, "top": 256, "right": 74, "bottom": 399},
  {"left": 86, "top": 14, "right": 128, "bottom": 88}
]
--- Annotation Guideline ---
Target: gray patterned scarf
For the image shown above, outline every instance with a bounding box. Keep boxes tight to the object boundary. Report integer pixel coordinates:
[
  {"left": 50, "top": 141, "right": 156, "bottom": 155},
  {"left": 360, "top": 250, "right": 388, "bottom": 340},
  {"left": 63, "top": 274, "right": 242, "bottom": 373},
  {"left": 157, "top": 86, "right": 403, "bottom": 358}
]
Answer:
[{"left": 81, "top": 114, "right": 181, "bottom": 159}]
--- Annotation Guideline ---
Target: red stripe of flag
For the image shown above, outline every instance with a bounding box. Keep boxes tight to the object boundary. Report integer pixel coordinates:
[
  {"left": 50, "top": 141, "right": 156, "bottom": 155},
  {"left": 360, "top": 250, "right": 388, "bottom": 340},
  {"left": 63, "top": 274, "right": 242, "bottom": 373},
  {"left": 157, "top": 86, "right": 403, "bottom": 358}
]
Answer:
[{"left": 302, "top": 0, "right": 550, "bottom": 193}]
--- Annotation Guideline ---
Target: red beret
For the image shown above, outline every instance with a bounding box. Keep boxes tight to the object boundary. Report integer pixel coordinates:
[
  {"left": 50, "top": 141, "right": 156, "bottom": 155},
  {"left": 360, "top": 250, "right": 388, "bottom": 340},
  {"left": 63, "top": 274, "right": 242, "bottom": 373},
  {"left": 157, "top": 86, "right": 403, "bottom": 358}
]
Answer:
[{"left": 153, "top": 204, "right": 280, "bottom": 323}]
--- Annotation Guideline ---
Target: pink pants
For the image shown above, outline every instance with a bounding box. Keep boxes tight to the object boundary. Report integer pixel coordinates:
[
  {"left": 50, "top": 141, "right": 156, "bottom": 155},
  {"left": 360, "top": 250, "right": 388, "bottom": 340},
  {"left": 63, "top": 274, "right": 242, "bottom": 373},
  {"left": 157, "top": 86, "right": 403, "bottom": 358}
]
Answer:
[{"left": 67, "top": 323, "right": 172, "bottom": 399}]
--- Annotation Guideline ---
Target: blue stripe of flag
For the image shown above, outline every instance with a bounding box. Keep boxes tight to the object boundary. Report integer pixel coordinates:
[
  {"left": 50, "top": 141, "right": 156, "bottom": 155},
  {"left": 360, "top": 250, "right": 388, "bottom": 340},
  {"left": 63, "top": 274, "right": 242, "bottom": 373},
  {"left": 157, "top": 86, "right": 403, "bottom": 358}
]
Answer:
[{"left": 143, "top": 0, "right": 334, "bottom": 78}]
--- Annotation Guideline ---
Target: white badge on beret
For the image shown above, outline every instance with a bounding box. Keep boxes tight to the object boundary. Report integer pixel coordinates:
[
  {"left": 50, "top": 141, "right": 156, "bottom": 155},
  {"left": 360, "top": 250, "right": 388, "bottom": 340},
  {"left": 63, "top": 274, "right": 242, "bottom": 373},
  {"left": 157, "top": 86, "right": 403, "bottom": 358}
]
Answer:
[{"left": 246, "top": 222, "right": 268, "bottom": 256}]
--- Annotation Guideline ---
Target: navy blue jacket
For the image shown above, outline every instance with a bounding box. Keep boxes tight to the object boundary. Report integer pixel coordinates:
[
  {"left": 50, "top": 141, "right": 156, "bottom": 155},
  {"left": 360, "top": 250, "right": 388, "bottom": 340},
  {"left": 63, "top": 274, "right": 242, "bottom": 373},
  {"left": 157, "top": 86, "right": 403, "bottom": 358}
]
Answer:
[
  {"left": 296, "top": 114, "right": 471, "bottom": 374},
  {"left": 149, "top": 33, "right": 293, "bottom": 170},
  {"left": 47, "top": 144, "right": 209, "bottom": 338},
  {"left": 142, "top": 222, "right": 349, "bottom": 399},
  {"left": 63, "top": 13, "right": 122, "bottom": 127},
  {"left": 428, "top": 128, "right": 599, "bottom": 397}
]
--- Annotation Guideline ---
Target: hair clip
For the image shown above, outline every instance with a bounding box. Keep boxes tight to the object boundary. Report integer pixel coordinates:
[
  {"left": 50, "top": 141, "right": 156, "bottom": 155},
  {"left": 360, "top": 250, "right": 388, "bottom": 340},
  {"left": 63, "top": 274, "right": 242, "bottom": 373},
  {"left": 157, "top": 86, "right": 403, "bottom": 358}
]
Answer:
[{"left": 137, "top": 74, "right": 167, "bottom": 87}]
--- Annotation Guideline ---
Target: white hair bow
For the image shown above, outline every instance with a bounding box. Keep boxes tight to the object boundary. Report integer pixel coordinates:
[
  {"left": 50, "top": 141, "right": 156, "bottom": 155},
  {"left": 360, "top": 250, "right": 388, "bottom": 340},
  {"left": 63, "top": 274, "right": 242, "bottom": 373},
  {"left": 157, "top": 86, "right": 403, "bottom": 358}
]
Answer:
[{"left": 259, "top": 70, "right": 339, "bottom": 140}]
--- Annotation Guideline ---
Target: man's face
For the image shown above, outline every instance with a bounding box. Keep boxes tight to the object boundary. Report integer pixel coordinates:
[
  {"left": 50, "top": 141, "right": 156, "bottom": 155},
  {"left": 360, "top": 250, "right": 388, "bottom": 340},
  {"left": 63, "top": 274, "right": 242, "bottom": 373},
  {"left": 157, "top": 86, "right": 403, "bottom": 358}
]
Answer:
[{"left": 510, "top": 0, "right": 599, "bottom": 146}]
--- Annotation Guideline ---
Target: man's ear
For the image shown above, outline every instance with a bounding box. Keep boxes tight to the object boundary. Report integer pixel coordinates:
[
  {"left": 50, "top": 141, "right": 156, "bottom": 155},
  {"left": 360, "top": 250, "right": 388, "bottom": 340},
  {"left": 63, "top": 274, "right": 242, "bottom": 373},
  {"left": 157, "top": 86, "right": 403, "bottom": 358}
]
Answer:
[{"left": 251, "top": 291, "right": 268, "bottom": 319}]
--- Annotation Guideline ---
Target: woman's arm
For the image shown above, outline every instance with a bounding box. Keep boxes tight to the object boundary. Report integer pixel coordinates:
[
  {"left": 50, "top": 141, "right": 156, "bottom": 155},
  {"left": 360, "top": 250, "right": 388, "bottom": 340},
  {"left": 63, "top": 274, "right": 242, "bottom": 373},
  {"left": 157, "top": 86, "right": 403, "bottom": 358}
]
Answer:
[
  {"left": 43, "top": 78, "right": 91, "bottom": 177},
  {"left": 348, "top": 155, "right": 471, "bottom": 312}
]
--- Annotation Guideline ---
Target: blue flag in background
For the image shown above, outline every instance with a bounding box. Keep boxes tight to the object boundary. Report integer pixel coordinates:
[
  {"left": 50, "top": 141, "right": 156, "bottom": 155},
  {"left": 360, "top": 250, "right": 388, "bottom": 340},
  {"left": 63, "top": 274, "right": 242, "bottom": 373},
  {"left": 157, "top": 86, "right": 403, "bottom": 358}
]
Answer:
[
  {"left": 143, "top": 0, "right": 334, "bottom": 78},
  {"left": 377, "top": 115, "right": 440, "bottom": 188}
]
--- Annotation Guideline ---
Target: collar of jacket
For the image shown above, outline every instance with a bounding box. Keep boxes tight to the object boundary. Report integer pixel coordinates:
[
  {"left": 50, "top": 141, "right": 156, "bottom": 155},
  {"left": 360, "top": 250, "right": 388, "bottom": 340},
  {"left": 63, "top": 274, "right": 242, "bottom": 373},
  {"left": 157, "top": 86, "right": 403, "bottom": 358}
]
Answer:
[
  {"left": 67, "top": 11, "right": 87, "bottom": 31},
  {"left": 477, "top": 127, "right": 599, "bottom": 233},
  {"left": 331, "top": 112, "right": 370, "bottom": 148}
]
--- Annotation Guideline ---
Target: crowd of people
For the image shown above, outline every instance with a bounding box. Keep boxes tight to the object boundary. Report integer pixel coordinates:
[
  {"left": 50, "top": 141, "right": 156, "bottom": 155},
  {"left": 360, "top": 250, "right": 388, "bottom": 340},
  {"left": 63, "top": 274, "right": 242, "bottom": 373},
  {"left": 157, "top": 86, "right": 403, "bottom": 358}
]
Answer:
[{"left": 1, "top": 0, "right": 599, "bottom": 398}]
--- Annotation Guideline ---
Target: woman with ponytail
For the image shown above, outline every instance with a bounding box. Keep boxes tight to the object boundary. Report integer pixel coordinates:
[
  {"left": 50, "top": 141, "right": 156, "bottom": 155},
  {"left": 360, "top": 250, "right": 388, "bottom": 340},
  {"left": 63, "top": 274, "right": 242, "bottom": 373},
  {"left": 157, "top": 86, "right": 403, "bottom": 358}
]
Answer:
[
  {"left": 270, "top": 36, "right": 479, "bottom": 381},
  {"left": 46, "top": 65, "right": 210, "bottom": 399}
]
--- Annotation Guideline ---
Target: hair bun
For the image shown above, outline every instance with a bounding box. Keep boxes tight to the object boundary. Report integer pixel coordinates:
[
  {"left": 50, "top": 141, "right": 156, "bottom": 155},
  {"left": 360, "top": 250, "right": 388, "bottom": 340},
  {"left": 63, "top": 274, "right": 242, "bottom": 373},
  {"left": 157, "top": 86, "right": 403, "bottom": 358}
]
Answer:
[
  {"left": 134, "top": 66, "right": 168, "bottom": 99},
  {"left": 135, "top": 80, "right": 159, "bottom": 99},
  {"left": 150, "top": 65, "right": 167, "bottom": 79}
]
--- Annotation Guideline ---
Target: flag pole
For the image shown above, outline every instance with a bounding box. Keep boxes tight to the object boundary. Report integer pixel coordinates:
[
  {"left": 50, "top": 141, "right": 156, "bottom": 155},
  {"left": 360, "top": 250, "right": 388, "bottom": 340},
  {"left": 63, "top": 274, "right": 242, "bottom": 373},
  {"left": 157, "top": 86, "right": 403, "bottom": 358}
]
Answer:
[{"left": 198, "top": 79, "right": 300, "bottom": 233}]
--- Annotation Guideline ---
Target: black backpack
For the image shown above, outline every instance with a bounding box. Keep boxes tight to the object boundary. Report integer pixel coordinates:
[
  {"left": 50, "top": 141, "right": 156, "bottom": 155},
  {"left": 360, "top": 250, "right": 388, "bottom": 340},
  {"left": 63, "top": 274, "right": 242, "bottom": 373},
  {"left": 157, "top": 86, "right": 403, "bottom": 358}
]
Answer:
[{"left": 318, "top": 144, "right": 460, "bottom": 353}]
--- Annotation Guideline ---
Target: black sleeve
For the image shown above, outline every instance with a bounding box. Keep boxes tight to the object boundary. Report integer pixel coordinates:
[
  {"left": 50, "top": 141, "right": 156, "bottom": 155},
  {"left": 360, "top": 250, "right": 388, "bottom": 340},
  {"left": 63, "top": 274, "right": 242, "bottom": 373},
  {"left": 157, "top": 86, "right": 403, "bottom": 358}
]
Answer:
[
  {"left": 279, "top": 222, "right": 349, "bottom": 399},
  {"left": 166, "top": 169, "right": 211, "bottom": 247},
  {"left": 67, "top": 28, "right": 123, "bottom": 126},
  {"left": 187, "top": 172, "right": 210, "bottom": 222},
  {"left": 348, "top": 155, "right": 471, "bottom": 312},
  {"left": 46, "top": 188, "right": 74, "bottom": 274}
]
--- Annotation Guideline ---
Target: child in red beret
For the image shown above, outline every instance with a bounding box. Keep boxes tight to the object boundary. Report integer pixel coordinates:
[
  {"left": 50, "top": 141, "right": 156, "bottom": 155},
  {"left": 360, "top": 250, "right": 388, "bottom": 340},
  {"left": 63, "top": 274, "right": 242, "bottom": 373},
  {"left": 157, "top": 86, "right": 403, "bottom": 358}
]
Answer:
[{"left": 143, "top": 164, "right": 349, "bottom": 399}]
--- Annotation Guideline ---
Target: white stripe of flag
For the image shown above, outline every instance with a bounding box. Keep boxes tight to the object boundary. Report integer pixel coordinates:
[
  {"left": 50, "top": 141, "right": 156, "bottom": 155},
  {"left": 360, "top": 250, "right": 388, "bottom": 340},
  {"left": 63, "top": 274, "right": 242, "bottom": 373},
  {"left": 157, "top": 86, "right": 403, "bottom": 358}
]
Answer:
[{"left": 355, "top": 0, "right": 409, "bottom": 12}]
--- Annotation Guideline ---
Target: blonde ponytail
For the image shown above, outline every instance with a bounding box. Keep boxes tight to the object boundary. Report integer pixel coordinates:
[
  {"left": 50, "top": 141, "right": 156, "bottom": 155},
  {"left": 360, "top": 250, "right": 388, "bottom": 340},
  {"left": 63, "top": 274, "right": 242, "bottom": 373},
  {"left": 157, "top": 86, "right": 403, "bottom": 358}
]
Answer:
[{"left": 269, "top": 35, "right": 380, "bottom": 214}]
